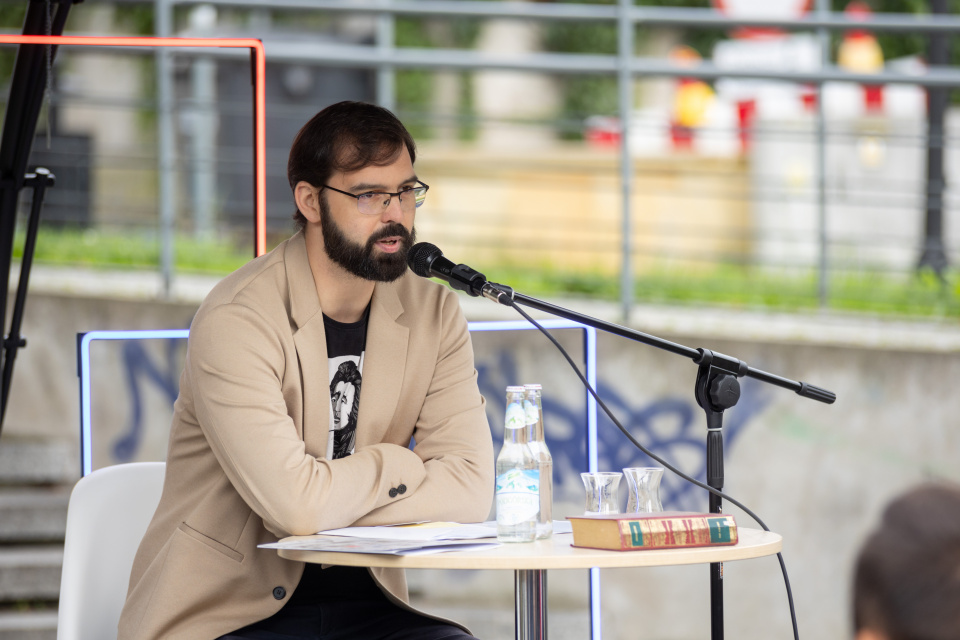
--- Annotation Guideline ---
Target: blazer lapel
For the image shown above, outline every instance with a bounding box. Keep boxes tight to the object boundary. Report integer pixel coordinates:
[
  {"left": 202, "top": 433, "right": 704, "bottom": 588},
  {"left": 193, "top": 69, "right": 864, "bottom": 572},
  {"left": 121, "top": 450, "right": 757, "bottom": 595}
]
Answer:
[
  {"left": 356, "top": 281, "right": 408, "bottom": 449},
  {"left": 286, "top": 234, "right": 330, "bottom": 459}
]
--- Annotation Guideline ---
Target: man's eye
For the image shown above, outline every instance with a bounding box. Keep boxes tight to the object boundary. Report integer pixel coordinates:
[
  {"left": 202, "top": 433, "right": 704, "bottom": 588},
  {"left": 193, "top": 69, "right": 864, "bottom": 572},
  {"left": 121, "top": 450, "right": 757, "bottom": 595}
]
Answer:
[{"left": 357, "top": 193, "right": 378, "bottom": 202}]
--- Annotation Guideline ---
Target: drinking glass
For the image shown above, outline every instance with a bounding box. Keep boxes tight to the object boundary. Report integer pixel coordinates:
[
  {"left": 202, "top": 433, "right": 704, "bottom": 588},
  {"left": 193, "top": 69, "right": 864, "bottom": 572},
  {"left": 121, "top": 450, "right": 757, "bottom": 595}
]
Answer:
[
  {"left": 580, "top": 472, "right": 622, "bottom": 515},
  {"left": 623, "top": 467, "right": 664, "bottom": 513}
]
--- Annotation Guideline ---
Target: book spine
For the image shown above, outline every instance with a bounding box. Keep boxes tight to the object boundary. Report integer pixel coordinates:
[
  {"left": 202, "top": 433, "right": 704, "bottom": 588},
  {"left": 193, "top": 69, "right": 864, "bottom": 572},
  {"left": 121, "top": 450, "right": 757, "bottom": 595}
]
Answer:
[{"left": 618, "top": 515, "right": 737, "bottom": 550}]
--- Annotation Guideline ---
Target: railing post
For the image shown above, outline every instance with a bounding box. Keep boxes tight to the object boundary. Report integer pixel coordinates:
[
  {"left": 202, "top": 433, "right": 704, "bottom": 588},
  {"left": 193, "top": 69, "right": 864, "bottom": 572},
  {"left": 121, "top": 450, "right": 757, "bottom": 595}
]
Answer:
[
  {"left": 377, "top": 0, "right": 396, "bottom": 111},
  {"left": 155, "top": 0, "right": 176, "bottom": 297},
  {"left": 618, "top": 0, "right": 635, "bottom": 322},
  {"left": 815, "top": 0, "right": 829, "bottom": 308}
]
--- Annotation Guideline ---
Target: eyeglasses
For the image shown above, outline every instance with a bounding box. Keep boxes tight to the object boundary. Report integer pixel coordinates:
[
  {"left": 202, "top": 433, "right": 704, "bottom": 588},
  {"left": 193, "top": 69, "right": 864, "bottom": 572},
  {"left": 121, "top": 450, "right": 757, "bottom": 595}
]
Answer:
[{"left": 321, "top": 181, "right": 430, "bottom": 216}]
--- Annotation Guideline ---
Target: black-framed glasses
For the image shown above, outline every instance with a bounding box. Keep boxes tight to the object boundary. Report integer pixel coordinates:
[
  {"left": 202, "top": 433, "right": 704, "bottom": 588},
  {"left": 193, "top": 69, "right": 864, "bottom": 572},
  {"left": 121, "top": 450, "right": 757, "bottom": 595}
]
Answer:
[{"left": 321, "top": 181, "right": 430, "bottom": 216}]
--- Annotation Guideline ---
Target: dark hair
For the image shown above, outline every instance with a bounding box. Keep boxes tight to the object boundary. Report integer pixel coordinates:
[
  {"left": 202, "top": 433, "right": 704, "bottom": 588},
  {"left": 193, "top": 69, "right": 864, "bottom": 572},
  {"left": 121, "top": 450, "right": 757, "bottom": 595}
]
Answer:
[
  {"left": 853, "top": 482, "right": 960, "bottom": 640},
  {"left": 287, "top": 101, "right": 417, "bottom": 231},
  {"left": 330, "top": 359, "right": 361, "bottom": 394}
]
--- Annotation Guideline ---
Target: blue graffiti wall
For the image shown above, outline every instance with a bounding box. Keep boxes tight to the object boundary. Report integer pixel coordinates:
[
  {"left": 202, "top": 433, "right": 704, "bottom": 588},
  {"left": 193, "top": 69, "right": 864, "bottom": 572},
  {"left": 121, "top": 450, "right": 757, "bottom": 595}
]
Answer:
[{"left": 97, "top": 330, "right": 771, "bottom": 514}]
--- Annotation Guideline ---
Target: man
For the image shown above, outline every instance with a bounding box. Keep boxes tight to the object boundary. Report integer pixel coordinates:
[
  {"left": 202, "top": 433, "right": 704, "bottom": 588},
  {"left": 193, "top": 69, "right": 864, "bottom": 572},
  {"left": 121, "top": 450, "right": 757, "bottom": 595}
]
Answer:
[
  {"left": 852, "top": 482, "right": 960, "bottom": 640},
  {"left": 118, "top": 101, "right": 495, "bottom": 639}
]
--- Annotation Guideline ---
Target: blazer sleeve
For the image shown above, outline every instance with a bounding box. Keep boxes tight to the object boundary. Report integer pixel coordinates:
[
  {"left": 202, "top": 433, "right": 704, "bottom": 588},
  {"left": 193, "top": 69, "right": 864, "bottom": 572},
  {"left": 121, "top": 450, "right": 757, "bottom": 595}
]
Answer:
[
  {"left": 186, "top": 302, "right": 428, "bottom": 538},
  {"left": 351, "top": 290, "right": 495, "bottom": 526}
]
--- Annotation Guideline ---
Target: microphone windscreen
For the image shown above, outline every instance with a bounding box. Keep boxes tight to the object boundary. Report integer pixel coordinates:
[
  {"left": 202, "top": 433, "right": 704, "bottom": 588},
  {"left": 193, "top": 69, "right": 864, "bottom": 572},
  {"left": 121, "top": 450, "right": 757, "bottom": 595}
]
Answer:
[{"left": 407, "top": 242, "right": 441, "bottom": 277}]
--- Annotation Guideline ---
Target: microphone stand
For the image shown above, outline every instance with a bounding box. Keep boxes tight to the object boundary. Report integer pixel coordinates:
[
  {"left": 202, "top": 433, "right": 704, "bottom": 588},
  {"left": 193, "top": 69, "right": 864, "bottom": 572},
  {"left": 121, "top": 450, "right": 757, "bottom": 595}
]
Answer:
[{"left": 489, "top": 287, "right": 835, "bottom": 640}]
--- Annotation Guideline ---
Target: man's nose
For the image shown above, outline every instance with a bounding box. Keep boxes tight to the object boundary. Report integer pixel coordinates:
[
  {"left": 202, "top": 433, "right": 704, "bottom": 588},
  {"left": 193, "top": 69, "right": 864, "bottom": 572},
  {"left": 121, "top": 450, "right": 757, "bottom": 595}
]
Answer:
[{"left": 379, "top": 195, "right": 405, "bottom": 223}]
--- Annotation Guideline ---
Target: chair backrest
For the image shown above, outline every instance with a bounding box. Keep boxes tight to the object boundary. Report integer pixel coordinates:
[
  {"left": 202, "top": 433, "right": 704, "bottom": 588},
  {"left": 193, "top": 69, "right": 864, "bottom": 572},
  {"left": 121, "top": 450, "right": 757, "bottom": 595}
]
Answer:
[{"left": 57, "top": 462, "right": 165, "bottom": 640}]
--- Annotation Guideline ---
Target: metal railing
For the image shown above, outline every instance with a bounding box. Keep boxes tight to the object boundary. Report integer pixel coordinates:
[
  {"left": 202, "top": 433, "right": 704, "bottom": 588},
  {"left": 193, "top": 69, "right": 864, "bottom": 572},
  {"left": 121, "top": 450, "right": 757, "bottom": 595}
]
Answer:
[{"left": 148, "top": 0, "right": 960, "bottom": 318}]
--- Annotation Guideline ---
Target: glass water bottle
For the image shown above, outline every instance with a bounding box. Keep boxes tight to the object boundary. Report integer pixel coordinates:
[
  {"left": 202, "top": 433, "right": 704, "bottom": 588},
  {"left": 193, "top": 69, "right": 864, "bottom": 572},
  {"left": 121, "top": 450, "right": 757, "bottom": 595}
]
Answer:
[
  {"left": 524, "top": 384, "right": 553, "bottom": 539},
  {"left": 495, "top": 386, "right": 539, "bottom": 542}
]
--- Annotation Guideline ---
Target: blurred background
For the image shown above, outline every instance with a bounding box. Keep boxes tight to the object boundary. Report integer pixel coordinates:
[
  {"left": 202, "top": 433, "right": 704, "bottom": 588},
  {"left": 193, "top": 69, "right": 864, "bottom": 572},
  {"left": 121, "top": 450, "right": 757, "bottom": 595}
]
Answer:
[
  {"left": 5, "top": 0, "right": 959, "bottom": 313},
  {"left": 0, "top": 0, "right": 958, "bottom": 638}
]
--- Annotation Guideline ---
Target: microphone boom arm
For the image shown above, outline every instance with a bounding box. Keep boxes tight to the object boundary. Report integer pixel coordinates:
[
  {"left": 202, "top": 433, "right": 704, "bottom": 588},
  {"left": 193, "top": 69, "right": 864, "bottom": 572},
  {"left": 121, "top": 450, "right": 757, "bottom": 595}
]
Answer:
[{"left": 491, "top": 286, "right": 836, "bottom": 405}]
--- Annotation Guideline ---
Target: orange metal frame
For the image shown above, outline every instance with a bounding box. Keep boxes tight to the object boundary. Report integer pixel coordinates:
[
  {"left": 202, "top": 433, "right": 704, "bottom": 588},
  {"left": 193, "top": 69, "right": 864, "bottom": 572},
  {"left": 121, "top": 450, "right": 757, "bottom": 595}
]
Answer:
[{"left": 0, "top": 35, "right": 268, "bottom": 256}]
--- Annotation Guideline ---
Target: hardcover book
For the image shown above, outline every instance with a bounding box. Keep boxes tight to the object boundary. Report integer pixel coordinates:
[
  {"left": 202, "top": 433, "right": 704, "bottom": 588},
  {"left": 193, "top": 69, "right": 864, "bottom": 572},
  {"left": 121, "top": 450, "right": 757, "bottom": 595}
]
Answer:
[{"left": 567, "top": 512, "right": 738, "bottom": 551}]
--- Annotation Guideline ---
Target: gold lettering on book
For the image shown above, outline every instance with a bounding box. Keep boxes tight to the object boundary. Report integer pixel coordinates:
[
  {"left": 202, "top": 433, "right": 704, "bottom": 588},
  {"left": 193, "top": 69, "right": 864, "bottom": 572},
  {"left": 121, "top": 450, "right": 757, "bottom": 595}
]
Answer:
[
  {"left": 681, "top": 518, "right": 695, "bottom": 544},
  {"left": 662, "top": 520, "right": 676, "bottom": 546}
]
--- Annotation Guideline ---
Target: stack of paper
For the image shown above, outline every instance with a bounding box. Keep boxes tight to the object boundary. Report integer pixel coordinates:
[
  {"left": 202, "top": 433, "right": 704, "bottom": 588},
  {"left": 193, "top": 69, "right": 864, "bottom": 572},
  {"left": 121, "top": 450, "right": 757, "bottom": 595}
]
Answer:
[
  {"left": 259, "top": 522, "right": 501, "bottom": 556},
  {"left": 259, "top": 521, "right": 573, "bottom": 556}
]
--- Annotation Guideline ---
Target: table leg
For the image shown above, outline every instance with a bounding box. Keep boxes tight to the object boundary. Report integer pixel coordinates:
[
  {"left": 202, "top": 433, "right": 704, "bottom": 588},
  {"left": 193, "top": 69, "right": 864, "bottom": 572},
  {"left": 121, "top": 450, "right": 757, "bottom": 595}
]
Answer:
[{"left": 515, "top": 569, "right": 547, "bottom": 640}]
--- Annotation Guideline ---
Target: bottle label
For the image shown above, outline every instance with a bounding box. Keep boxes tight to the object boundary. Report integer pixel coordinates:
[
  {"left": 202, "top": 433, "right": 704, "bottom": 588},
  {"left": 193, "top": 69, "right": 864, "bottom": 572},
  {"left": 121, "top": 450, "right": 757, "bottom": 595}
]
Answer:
[
  {"left": 523, "top": 399, "right": 539, "bottom": 425},
  {"left": 496, "top": 468, "right": 540, "bottom": 525},
  {"left": 504, "top": 402, "right": 526, "bottom": 429}
]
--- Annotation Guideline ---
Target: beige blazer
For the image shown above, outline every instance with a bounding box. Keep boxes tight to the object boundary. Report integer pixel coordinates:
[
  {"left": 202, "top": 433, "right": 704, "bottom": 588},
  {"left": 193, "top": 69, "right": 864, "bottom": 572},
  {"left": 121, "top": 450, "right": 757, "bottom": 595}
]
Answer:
[{"left": 118, "top": 233, "right": 495, "bottom": 639}]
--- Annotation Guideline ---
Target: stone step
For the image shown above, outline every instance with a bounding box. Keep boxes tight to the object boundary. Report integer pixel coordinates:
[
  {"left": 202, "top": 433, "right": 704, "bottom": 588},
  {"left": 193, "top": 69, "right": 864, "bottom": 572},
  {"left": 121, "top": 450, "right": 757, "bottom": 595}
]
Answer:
[
  {"left": 0, "top": 440, "right": 76, "bottom": 486},
  {"left": 0, "top": 610, "right": 57, "bottom": 640},
  {"left": 0, "top": 546, "right": 62, "bottom": 603},
  {"left": 0, "top": 487, "right": 70, "bottom": 544}
]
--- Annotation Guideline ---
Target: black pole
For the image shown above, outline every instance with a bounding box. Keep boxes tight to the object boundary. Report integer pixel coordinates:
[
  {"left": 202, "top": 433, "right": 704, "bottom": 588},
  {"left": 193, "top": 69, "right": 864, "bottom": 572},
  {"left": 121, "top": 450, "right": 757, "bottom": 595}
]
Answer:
[
  {"left": 917, "top": 0, "right": 949, "bottom": 277},
  {"left": 1, "top": 169, "right": 55, "bottom": 425},
  {"left": 694, "top": 355, "right": 741, "bottom": 640},
  {"left": 0, "top": 0, "right": 78, "bottom": 435}
]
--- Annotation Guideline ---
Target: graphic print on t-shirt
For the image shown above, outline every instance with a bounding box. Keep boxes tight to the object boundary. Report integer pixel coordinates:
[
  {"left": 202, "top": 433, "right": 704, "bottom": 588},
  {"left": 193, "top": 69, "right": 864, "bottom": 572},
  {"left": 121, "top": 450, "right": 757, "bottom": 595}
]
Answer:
[
  {"left": 327, "top": 353, "right": 363, "bottom": 459},
  {"left": 323, "top": 306, "right": 369, "bottom": 461}
]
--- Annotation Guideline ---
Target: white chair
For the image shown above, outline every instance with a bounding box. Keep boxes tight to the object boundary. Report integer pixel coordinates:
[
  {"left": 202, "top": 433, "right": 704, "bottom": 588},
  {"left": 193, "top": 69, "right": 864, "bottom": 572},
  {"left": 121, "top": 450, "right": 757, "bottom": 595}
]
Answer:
[{"left": 57, "top": 462, "right": 165, "bottom": 640}]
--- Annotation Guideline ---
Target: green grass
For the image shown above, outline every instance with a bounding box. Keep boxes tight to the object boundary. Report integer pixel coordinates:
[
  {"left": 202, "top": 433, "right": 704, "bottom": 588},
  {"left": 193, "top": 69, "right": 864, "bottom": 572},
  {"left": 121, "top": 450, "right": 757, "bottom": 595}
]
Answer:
[
  {"left": 485, "top": 264, "right": 959, "bottom": 318},
  {"left": 478, "top": 261, "right": 960, "bottom": 319},
  {"left": 629, "top": 266, "right": 960, "bottom": 317},
  {"left": 14, "top": 227, "right": 251, "bottom": 274},
  {"left": 14, "top": 226, "right": 959, "bottom": 319}
]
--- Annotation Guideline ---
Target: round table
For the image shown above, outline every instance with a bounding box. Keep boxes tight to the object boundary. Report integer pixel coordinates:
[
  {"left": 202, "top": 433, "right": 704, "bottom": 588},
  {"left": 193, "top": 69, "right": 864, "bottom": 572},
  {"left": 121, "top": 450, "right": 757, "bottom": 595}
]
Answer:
[{"left": 277, "top": 528, "right": 782, "bottom": 640}]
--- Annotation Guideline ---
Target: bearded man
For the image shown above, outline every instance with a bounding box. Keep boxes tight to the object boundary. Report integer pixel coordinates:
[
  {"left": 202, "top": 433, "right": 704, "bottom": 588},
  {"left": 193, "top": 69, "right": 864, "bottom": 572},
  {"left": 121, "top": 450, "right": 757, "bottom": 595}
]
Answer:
[{"left": 118, "top": 101, "right": 494, "bottom": 640}]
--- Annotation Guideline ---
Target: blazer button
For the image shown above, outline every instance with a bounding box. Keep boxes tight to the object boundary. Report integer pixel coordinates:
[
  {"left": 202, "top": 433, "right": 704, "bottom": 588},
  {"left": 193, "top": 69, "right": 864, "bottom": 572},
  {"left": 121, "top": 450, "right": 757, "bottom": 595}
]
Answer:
[
  {"left": 273, "top": 586, "right": 286, "bottom": 600},
  {"left": 397, "top": 484, "right": 407, "bottom": 494},
  {"left": 389, "top": 487, "right": 398, "bottom": 498}
]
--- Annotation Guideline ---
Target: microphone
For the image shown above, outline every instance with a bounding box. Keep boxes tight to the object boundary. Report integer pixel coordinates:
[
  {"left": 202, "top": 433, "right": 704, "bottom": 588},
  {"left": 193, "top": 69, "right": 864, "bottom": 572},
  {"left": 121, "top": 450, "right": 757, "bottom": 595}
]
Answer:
[{"left": 407, "top": 242, "right": 513, "bottom": 304}]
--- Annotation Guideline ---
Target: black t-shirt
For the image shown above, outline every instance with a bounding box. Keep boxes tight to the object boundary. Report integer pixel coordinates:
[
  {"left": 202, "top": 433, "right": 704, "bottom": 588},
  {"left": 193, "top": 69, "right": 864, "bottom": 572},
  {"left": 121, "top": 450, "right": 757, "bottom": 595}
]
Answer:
[{"left": 287, "top": 304, "right": 383, "bottom": 604}]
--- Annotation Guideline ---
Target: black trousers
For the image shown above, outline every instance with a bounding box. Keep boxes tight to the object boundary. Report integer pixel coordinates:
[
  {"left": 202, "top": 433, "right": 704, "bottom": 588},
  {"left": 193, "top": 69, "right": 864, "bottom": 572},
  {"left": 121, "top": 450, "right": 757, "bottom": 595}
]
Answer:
[{"left": 216, "top": 597, "right": 479, "bottom": 640}]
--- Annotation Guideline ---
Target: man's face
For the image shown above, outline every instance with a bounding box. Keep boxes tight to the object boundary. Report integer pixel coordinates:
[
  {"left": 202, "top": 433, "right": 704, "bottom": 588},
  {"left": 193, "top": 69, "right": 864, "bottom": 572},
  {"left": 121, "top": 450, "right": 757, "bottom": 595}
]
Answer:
[
  {"left": 331, "top": 380, "right": 355, "bottom": 425},
  {"left": 320, "top": 147, "right": 418, "bottom": 283}
]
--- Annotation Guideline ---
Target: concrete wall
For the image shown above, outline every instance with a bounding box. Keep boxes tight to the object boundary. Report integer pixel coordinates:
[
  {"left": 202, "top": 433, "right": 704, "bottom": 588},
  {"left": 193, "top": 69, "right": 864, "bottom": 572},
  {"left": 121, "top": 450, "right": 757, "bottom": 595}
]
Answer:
[{"left": 3, "top": 267, "right": 959, "bottom": 639}]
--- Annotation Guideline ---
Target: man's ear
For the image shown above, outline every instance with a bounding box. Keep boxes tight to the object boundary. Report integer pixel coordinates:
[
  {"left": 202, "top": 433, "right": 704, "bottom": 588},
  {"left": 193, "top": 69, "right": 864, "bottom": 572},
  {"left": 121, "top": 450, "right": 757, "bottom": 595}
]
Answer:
[{"left": 294, "top": 182, "right": 321, "bottom": 224}]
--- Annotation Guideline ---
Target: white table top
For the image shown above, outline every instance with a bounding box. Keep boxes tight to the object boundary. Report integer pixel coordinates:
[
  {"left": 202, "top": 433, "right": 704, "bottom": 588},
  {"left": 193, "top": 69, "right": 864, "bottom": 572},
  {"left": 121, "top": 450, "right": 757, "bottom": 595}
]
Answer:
[{"left": 277, "top": 527, "right": 782, "bottom": 571}]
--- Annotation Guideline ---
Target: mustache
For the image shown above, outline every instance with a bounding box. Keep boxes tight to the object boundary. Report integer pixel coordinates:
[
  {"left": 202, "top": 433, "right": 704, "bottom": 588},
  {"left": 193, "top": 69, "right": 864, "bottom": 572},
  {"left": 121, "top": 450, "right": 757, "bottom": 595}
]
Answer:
[{"left": 367, "top": 223, "right": 412, "bottom": 246}]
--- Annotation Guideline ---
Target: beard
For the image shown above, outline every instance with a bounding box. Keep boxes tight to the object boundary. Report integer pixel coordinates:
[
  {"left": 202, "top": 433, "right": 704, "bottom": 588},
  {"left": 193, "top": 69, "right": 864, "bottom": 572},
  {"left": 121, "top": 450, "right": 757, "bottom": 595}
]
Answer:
[{"left": 319, "top": 197, "right": 416, "bottom": 283}]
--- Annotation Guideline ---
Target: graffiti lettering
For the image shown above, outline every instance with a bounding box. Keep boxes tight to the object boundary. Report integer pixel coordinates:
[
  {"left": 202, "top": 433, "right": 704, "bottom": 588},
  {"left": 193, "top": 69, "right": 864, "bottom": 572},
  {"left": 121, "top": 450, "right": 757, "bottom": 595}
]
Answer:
[{"left": 112, "top": 339, "right": 180, "bottom": 462}]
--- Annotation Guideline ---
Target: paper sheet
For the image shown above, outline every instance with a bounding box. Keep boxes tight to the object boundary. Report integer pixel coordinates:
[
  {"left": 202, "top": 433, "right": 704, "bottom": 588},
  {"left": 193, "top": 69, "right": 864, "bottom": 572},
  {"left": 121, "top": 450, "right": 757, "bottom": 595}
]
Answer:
[
  {"left": 316, "top": 521, "right": 498, "bottom": 541},
  {"left": 258, "top": 521, "right": 572, "bottom": 556},
  {"left": 258, "top": 535, "right": 500, "bottom": 556}
]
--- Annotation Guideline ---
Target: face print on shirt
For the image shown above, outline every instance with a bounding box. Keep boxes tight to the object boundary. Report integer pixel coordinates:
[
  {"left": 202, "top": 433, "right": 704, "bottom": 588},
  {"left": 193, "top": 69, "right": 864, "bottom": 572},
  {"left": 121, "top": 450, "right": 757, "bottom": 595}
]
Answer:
[{"left": 328, "top": 357, "right": 361, "bottom": 459}]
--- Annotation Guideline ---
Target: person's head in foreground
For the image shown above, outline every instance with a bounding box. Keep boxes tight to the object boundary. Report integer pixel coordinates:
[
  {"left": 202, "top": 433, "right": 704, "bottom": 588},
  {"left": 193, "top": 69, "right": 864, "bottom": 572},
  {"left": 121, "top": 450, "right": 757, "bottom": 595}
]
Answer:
[{"left": 853, "top": 482, "right": 960, "bottom": 640}]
